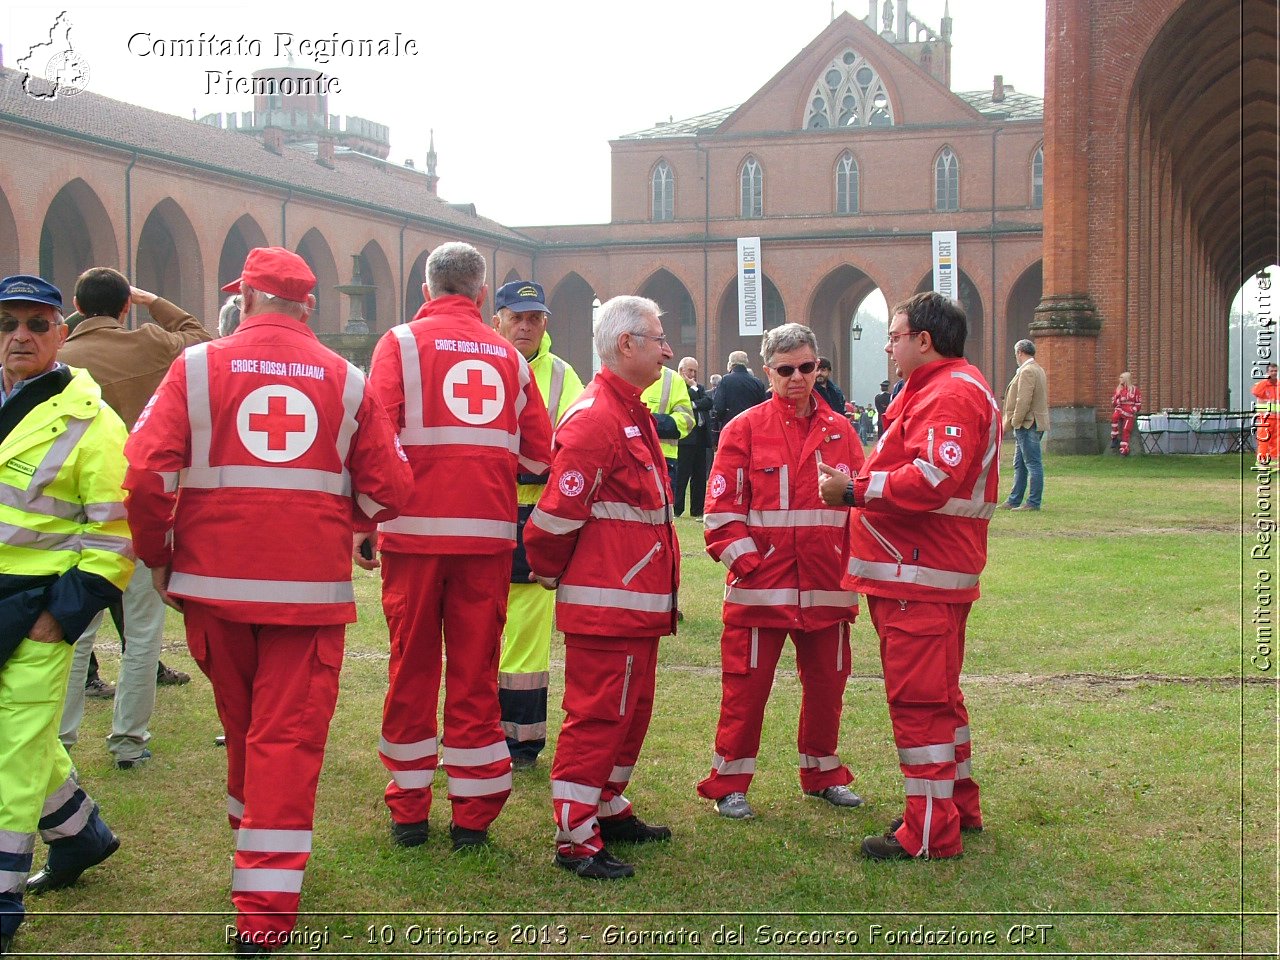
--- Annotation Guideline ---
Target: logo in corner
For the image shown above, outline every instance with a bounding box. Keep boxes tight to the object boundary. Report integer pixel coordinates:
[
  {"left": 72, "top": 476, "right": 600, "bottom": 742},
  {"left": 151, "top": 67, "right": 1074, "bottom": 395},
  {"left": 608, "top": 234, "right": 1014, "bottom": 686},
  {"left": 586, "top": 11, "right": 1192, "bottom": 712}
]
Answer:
[
  {"left": 558, "top": 470, "right": 585, "bottom": 497},
  {"left": 938, "top": 439, "right": 963, "bottom": 468},
  {"left": 17, "top": 11, "right": 90, "bottom": 101}
]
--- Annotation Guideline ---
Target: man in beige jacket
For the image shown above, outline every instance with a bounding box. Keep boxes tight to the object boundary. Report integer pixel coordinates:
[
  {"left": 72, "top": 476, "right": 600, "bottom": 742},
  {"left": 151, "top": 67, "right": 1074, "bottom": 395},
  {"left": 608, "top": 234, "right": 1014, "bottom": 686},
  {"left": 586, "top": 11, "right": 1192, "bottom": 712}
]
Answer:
[
  {"left": 57, "top": 267, "right": 212, "bottom": 766},
  {"left": 1000, "top": 338, "right": 1048, "bottom": 511}
]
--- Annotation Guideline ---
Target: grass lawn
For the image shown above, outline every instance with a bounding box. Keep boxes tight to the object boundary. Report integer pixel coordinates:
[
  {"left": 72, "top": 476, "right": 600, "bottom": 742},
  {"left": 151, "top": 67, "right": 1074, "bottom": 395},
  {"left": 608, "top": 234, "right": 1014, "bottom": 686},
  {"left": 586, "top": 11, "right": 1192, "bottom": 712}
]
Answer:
[{"left": 20, "top": 450, "right": 1276, "bottom": 957}]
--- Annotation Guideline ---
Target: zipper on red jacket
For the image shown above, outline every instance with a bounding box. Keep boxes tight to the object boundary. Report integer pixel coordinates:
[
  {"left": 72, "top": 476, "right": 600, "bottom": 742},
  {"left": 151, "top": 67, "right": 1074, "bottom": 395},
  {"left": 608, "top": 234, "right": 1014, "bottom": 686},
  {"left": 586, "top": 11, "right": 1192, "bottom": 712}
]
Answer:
[
  {"left": 621, "top": 541, "right": 662, "bottom": 586},
  {"left": 860, "top": 513, "right": 904, "bottom": 577}
]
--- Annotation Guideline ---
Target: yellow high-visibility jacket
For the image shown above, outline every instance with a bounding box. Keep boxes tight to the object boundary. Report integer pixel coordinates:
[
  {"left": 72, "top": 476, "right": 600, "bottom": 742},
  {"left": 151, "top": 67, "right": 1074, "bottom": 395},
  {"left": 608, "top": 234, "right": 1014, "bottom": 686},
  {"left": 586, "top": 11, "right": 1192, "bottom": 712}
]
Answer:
[{"left": 641, "top": 366, "right": 694, "bottom": 462}]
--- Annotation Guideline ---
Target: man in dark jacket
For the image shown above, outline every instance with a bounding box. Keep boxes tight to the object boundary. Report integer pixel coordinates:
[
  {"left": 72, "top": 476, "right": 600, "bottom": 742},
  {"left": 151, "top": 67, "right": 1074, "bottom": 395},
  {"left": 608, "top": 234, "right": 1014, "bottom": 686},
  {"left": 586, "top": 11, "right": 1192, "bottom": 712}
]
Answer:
[
  {"left": 675, "top": 357, "right": 713, "bottom": 517},
  {"left": 712, "top": 350, "right": 767, "bottom": 430},
  {"left": 813, "top": 357, "right": 846, "bottom": 414},
  {"left": 874, "top": 380, "right": 892, "bottom": 437}
]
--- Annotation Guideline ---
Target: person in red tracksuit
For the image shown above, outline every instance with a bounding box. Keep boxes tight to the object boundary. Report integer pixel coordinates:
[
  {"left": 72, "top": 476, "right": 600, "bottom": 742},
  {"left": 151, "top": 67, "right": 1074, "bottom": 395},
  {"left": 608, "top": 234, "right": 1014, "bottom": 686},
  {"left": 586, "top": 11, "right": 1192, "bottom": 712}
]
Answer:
[
  {"left": 524, "top": 295, "right": 678, "bottom": 881},
  {"left": 699, "top": 323, "right": 865, "bottom": 821},
  {"left": 819, "top": 291, "right": 1001, "bottom": 862},
  {"left": 1109, "top": 372, "right": 1142, "bottom": 456},
  {"left": 124, "top": 247, "right": 412, "bottom": 955},
  {"left": 365, "top": 242, "right": 552, "bottom": 853}
]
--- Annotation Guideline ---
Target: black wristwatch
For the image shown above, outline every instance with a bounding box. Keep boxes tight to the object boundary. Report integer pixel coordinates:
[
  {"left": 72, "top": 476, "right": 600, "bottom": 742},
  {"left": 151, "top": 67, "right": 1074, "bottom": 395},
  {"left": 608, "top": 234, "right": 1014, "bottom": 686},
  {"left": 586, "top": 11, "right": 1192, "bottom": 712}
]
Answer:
[{"left": 842, "top": 481, "right": 856, "bottom": 507}]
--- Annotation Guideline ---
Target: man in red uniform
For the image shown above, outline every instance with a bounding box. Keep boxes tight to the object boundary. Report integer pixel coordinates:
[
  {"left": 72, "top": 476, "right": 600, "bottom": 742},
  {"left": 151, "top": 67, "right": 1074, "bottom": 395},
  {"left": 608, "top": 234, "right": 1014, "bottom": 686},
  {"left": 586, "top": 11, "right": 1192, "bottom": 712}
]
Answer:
[
  {"left": 366, "top": 242, "right": 552, "bottom": 852},
  {"left": 699, "top": 323, "right": 865, "bottom": 820},
  {"left": 525, "top": 295, "right": 678, "bottom": 880},
  {"left": 124, "top": 247, "right": 412, "bottom": 955},
  {"left": 819, "top": 291, "right": 1001, "bottom": 861},
  {"left": 1253, "top": 363, "right": 1278, "bottom": 467}
]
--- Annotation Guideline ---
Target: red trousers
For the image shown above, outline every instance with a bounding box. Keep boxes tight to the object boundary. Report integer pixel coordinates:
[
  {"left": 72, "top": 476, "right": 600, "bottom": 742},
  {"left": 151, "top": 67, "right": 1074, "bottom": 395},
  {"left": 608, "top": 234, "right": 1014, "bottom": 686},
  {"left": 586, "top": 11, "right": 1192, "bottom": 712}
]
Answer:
[
  {"left": 866, "top": 595, "right": 981, "bottom": 859},
  {"left": 379, "top": 552, "right": 511, "bottom": 831},
  {"left": 184, "top": 603, "right": 343, "bottom": 941},
  {"left": 696, "top": 623, "right": 853, "bottom": 800},
  {"left": 1110, "top": 410, "right": 1136, "bottom": 453},
  {"left": 550, "top": 634, "right": 658, "bottom": 858}
]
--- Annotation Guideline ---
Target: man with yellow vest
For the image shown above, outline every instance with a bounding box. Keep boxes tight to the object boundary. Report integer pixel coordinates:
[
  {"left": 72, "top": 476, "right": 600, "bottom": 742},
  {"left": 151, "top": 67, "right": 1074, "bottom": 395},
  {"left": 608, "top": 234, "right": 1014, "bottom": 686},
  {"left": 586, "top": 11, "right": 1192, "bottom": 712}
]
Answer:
[
  {"left": 0, "top": 275, "right": 133, "bottom": 955},
  {"left": 641, "top": 359, "right": 695, "bottom": 490},
  {"left": 491, "top": 280, "right": 585, "bottom": 770}
]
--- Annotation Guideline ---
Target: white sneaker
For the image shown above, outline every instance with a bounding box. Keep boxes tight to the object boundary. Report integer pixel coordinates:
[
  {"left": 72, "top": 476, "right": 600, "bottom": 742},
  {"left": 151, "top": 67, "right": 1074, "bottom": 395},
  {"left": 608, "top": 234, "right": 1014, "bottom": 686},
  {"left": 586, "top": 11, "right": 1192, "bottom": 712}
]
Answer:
[{"left": 715, "top": 792, "right": 754, "bottom": 819}]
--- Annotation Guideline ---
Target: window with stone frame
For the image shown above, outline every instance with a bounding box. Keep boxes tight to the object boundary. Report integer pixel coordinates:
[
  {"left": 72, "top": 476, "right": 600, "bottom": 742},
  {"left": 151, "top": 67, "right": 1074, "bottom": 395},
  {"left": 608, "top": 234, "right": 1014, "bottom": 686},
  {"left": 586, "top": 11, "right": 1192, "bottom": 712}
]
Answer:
[
  {"left": 740, "top": 157, "right": 763, "bottom": 218},
  {"left": 1031, "top": 145, "right": 1044, "bottom": 208},
  {"left": 804, "top": 49, "right": 894, "bottom": 129},
  {"left": 935, "top": 147, "right": 959, "bottom": 211},
  {"left": 836, "top": 151, "right": 860, "bottom": 214},
  {"left": 652, "top": 160, "right": 674, "bottom": 221}
]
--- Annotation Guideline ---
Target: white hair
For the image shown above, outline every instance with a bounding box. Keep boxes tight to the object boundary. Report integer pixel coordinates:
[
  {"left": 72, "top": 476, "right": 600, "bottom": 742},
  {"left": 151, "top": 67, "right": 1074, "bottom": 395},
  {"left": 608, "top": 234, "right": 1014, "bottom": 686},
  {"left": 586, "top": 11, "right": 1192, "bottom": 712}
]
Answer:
[
  {"left": 595, "top": 295, "right": 661, "bottom": 369},
  {"left": 426, "top": 242, "right": 486, "bottom": 300},
  {"left": 761, "top": 323, "right": 818, "bottom": 367}
]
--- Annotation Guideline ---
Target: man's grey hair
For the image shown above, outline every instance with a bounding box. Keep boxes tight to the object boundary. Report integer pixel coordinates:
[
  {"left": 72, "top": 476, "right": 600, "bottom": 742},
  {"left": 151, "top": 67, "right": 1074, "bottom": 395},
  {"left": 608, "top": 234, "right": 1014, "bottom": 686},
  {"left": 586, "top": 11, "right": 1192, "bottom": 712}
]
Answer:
[
  {"left": 678, "top": 356, "right": 697, "bottom": 372},
  {"left": 761, "top": 323, "right": 818, "bottom": 367},
  {"left": 595, "top": 295, "right": 662, "bottom": 369},
  {"left": 218, "top": 295, "right": 242, "bottom": 337},
  {"left": 727, "top": 350, "right": 749, "bottom": 370},
  {"left": 426, "top": 242, "right": 486, "bottom": 300},
  {"left": 1015, "top": 338, "right": 1036, "bottom": 356}
]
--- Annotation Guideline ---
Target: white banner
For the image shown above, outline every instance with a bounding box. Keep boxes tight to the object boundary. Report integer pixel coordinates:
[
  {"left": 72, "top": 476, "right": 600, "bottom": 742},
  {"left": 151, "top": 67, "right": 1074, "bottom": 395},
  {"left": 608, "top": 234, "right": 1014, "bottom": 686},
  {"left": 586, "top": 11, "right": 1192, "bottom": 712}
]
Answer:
[
  {"left": 931, "top": 230, "right": 958, "bottom": 301},
  {"left": 737, "top": 237, "right": 763, "bottom": 337}
]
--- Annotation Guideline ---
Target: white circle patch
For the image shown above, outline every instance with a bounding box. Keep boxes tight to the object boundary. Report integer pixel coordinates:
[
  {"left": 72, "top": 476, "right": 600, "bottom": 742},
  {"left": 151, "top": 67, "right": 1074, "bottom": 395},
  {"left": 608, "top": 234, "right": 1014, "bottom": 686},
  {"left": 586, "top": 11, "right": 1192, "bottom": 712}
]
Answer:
[
  {"left": 443, "top": 360, "right": 505, "bottom": 425},
  {"left": 236, "top": 385, "right": 318, "bottom": 463},
  {"left": 836, "top": 463, "right": 850, "bottom": 475},
  {"left": 559, "top": 470, "right": 585, "bottom": 497},
  {"left": 709, "top": 474, "right": 727, "bottom": 498},
  {"left": 938, "top": 439, "right": 963, "bottom": 468}
]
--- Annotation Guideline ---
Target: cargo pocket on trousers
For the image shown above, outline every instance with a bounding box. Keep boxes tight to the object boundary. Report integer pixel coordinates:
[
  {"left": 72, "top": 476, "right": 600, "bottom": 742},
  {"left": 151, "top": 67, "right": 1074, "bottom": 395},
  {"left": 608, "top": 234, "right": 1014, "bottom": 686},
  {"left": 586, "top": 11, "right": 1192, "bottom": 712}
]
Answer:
[
  {"left": 562, "top": 640, "right": 632, "bottom": 721},
  {"left": 881, "top": 605, "right": 950, "bottom": 707}
]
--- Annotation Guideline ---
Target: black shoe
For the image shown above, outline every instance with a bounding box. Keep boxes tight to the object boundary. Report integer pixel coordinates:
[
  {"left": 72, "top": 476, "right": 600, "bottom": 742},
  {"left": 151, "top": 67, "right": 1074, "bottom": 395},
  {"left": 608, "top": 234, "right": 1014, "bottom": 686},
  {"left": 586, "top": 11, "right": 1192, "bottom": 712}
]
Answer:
[
  {"left": 887, "top": 815, "right": 983, "bottom": 835},
  {"left": 510, "top": 754, "right": 538, "bottom": 772},
  {"left": 554, "top": 848, "right": 634, "bottom": 880},
  {"left": 1, "top": 931, "right": 12, "bottom": 954},
  {"left": 156, "top": 661, "right": 191, "bottom": 686},
  {"left": 27, "top": 835, "right": 120, "bottom": 894},
  {"left": 598, "top": 815, "right": 672, "bottom": 844},
  {"left": 234, "top": 935, "right": 271, "bottom": 956},
  {"left": 390, "top": 819, "right": 429, "bottom": 848},
  {"left": 861, "top": 832, "right": 914, "bottom": 861},
  {"left": 115, "top": 748, "right": 152, "bottom": 770},
  {"left": 449, "top": 822, "right": 489, "bottom": 851},
  {"left": 84, "top": 676, "right": 116, "bottom": 699}
]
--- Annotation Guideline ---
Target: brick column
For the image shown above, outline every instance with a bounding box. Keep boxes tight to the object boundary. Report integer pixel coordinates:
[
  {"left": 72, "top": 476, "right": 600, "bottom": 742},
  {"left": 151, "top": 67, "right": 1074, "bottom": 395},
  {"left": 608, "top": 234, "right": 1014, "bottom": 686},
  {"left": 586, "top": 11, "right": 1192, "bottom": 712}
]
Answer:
[{"left": 1032, "top": 0, "right": 1102, "bottom": 453}]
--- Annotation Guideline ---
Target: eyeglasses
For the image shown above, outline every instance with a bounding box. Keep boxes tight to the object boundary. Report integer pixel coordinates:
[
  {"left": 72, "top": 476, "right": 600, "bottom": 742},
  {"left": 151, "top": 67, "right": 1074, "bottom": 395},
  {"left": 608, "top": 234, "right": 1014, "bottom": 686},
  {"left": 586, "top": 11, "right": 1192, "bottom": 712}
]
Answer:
[
  {"left": 631, "top": 332, "right": 670, "bottom": 346},
  {"left": 0, "top": 315, "right": 59, "bottom": 334},
  {"left": 769, "top": 361, "right": 818, "bottom": 377},
  {"left": 886, "top": 330, "right": 922, "bottom": 346}
]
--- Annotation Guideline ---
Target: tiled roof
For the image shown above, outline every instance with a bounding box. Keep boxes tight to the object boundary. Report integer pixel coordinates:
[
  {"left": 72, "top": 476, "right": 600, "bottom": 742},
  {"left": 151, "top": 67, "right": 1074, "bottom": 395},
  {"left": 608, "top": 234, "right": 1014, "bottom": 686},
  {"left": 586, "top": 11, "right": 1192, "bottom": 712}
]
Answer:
[
  {"left": 0, "top": 67, "right": 530, "bottom": 244},
  {"left": 618, "top": 106, "right": 738, "bottom": 140},
  {"left": 955, "top": 89, "right": 1044, "bottom": 121}
]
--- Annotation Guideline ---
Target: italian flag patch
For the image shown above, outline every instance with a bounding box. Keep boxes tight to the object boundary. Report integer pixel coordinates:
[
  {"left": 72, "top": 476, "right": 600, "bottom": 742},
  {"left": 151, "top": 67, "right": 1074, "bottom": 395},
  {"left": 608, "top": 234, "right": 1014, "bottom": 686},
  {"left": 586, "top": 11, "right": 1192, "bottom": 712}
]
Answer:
[{"left": 944, "top": 426, "right": 962, "bottom": 437}]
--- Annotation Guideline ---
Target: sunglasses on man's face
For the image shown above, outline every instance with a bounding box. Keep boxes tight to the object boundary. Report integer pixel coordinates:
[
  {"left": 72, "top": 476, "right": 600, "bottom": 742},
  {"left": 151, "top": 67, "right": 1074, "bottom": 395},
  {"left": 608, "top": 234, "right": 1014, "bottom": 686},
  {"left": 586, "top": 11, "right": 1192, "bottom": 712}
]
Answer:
[
  {"left": 0, "top": 315, "right": 58, "bottom": 334},
  {"left": 770, "top": 361, "right": 818, "bottom": 377}
]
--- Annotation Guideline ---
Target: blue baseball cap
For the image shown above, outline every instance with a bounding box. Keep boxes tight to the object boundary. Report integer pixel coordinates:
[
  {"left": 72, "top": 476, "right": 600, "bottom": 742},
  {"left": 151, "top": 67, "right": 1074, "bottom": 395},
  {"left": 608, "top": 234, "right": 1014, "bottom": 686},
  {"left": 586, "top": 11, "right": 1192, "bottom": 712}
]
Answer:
[
  {"left": 495, "top": 280, "right": 550, "bottom": 315},
  {"left": 0, "top": 275, "right": 63, "bottom": 310}
]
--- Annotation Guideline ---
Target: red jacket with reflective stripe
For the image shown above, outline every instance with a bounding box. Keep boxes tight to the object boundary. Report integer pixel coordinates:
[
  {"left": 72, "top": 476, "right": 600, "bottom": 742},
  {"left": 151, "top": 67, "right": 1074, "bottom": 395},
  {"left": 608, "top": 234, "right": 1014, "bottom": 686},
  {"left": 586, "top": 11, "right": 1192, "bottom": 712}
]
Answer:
[
  {"left": 123, "top": 313, "right": 412, "bottom": 624},
  {"left": 368, "top": 296, "right": 552, "bottom": 555},
  {"left": 844, "top": 356, "right": 1001, "bottom": 603},
  {"left": 524, "top": 367, "right": 679, "bottom": 637},
  {"left": 704, "top": 392, "right": 863, "bottom": 630}
]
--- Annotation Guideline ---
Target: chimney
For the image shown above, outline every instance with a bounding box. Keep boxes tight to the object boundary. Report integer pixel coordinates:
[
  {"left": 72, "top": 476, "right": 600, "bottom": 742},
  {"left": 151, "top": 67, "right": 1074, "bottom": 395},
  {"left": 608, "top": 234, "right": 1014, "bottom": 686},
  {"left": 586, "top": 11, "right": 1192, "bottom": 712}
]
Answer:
[
  {"left": 317, "top": 136, "right": 335, "bottom": 168},
  {"left": 263, "top": 126, "right": 285, "bottom": 155},
  {"left": 992, "top": 75, "right": 1005, "bottom": 103}
]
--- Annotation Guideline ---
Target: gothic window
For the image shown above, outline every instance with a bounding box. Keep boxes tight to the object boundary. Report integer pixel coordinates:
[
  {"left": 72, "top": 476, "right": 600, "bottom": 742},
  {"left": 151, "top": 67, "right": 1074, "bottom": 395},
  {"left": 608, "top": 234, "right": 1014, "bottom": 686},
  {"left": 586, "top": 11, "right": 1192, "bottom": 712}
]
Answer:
[
  {"left": 740, "top": 157, "right": 763, "bottom": 219},
  {"left": 836, "top": 152, "right": 859, "bottom": 214},
  {"left": 804, "top": 49, "right": 895, "bottom": 130},
  {"left": 935, "top": 147, "right": 959, "bottom": 211},
  {"left": 651, "top": 160, "right": 674, "bottom": 221},
  {"left": 1031, "top": 145, "right": 1044, "bottom": 208}
]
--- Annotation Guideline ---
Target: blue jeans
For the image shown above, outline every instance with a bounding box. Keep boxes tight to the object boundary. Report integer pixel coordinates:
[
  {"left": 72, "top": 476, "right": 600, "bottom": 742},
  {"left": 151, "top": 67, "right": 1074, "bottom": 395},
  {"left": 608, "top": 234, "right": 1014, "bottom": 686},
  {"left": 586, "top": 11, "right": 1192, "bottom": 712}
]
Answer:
[{"left": 1007, "top": 427, "right": 1044, "bottom": 508}]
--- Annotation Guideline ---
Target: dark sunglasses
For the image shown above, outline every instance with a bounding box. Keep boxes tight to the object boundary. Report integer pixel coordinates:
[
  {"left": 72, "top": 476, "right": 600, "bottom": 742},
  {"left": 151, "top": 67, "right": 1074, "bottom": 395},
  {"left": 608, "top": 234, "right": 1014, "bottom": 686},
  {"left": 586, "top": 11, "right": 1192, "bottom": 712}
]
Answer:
[
  {"left": 770, "top": 361, "right": 818, "bottom": 377},
  {"left": 0, "top": 315, "right": 58, "bottom": 334}
]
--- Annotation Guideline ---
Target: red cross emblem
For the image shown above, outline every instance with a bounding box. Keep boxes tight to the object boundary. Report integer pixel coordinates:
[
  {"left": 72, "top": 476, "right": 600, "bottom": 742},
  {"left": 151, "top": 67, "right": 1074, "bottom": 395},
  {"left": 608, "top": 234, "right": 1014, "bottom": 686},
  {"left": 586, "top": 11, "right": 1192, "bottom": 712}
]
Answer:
[
  {"left": 249, "top": 395, "right": 308, "bottom": 450},
  {"left": 442, "top": 360, "right": 505, "bottom": 425},
  {"left": 236, "top": 386, "right": 318, "bottom": 463},
  {"left": 453, "top": 367, "right": 498, "bottom": 415}
]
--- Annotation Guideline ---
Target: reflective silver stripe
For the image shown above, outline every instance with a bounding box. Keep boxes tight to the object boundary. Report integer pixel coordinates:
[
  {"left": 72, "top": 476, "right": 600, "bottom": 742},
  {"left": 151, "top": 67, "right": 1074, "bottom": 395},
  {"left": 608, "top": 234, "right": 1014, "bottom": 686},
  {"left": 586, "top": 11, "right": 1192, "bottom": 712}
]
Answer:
[
  {"left": 227, "top": 795, "right": 245, "bottom": 820},
  {"left": 185, "top": 343, "right": 213, "bottom": 469},
  {"left": 591, "top": 501, "right": 670, "bottom": 524},
  {"left": 40, "top": 778, "right": 78, "bottom": 818},
  {"left": 954, "top": 725, "right": 971, "bottom": 745},
  {"left": 443, "top": 741, "right": 510, "bottom": 768},
  {"left": 598, "top": 795, "right": 631, "bottom": 817},
  {"left": 922, "top": 792, "right": 934, "bottom": 858},
  {"left": 779, "top": 464, "right": 790, "bottom": 510},
  {"left": 357, "top": 494, "right": 387, "bottom": 518},
  {"left": 658, "top": 367, "right": 673, "bottom": 413},
  {"left": 557, "top": 396, "right": 596, "bottom": 431},
  {"left": 84, "top": 500, "right": 127, "bottom": 522},
  {"left": 798, "top": 753, "right": 842, "bottom": 772},
  {"left": 557, "top": 585, "right": 672, "bottom": 613},
  {"left": 392, "top": 770, "right": 434, "bottom": 789},
  {"left": 41, "top": 792, "right": 92, "bottom": 841},
  {"left": 609, "top": 765, "right": 634, "bottom": 783},
  {"left": 956, "top": 759, "right": 973, "bottom": 780},
  {"left": 31, "top": 416, "right": 93, "bottom": 492},
  {"left": 499, "top": 671, "right": 550, "bottom": 691},
  {"left": 552, "top": 780, "right": 602, "bottom": 805},
  {"left": 547, "top": 358, "right": 567, "bottom": 425},
  {"left": 336, "top": 363, "right": 365, "bottom": 465},
  {"left": 712, "top": 754, "right": 756, "bottom": 776},
  {"left": 719, "top": 537, "right": 759, "bottom": 567},
  {"left": 236, "top": 829, "right": 313, "bottom": 854},
  {"left": 0, "top": 870, "right": 28, "bottom": 893},
  {"left": 169, "top": 572, "right": 353, "bottom": 604},
  {"left": 0, "top": 483, "right": 83, "bottom": 521},
  {"left": 704, "top": 512, "right": 747, "bottom": 530},
  {"left": 555, "top": 814, "right": 598, "bottom": 845},
  {"left": 393, "top": 325, "right": 424, "bottom": 431},
  {"left": 380, "top": 516, "right": 517, "bottom": 539},
  {"left": 934, "top": 498, "right": 997, "bottom": 519},
  {"left": 799, "top": 589, "right": 857, "bottom": 608},
  {"left": 158, "top": 471, "right": 180, "bottom": 494},
  {"left": 379, "top": 735, "right": 438, "bottom": 762},
  {"left": 501, "top": 720, "right": 548, "bottom": 740},
  {"left": 866, "top": 470, "right": 889, "bottom": 501},
  {"left": 0, "top": 522, "right": 79, "bottom": 553},
  {"left": 80, "top": 533, "right": 135, "bottom": 557},
  {"left": 621, "top": 542, "right": 661, "bottom": 586},
  {"left": 846, "top": 559, "right": 979, "bottom": 590},
  {"left": 398, "top": 425, "right": 517, "bottom": 449},
  {"left": 750, "top": 627, "right": 758, "bottom": 669},
  {"left": 0, "top": 831, "right": 34, "bottom": 856},
  {"left": 746, "top": 509, "right": 846, "bottom": 528},
  {"left": 725, "top": 586, "right": 797, "bottom": 606},
  {"left": 904, "top": 777, "right": 955, "bottom": 798},
  {"left": 913, "top": 457, "right": 949, "bottom": 488},
  {"left": 183, "top": 465, "right": 350, "bottom": 496},
  {"left": 529, "top": 507, "right": 586, "bottom": 536},
  {"left": 898, "top": 742, "right": 956, "bottom": 765},
  {"left": 447, "top": 772, "right": 512, "bottom": 797},
  {"left": 232, "top": 868, "right": 305, "bottom": 893},
  {"left": 515, "top": 353, "right": 532, "bottom": 421},
  {"left": 519, "top": 456, "right": 550, "bottom": 475}
]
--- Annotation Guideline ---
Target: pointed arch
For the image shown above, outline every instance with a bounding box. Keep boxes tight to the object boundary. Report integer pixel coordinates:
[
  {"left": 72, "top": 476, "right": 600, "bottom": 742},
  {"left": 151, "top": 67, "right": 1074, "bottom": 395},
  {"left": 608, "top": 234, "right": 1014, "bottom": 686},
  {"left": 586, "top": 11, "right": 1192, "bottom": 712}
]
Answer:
[
  {"left": 740, "top": 156, "right": 763, "bottom": 219},
  {"left": 0, "top": 187, "right": 18, "bottom": 276},
  {"left": 547, "top": 272, "right": 598, "bottom": 376},
  {"left": 835, "top": 151, "right": 860, "bottom": 215},
  {"left": 651, "top": 159, "right": 675, "bottom": 222},
  {"left": 404, "top": 248, "right": 431, "bottom": 322},
  {"left": 914, "top": 268, "right": 986, "bottom": 376},
  {"left": 39, "top": 179, "right": 120, "bottom": 301},
  {"left": 934, "top": 146, "right": 960, "bottom": 211},
  {"left": 218, "top": 215, "right": 270, "bottom": 290},
  {"left": 806, "top": 263, "right": 889, "bottom": 400},
  {"left": 716, "top": 272, "right": 785, "bottom": 363},
  {"left": 136, "top": 198, "right": 203, "bottom": 314},
  {"left": 1031, "top": 143, "right": 1044, "bottom": 209},
  {"left": 294, "top": 229, "right": 340, "bottom": 333},
  {"left": 1005, "top": 259, "right": 1043, "bottom": 389},
  {"left": 637, "top": 268, "right": 696, "bottom": 360},
  {"left": 804, "top": 48, "right": 894, "bottom": 129},
  {"left": 358, "top": 240, "right": 394, "bottom": 333}
]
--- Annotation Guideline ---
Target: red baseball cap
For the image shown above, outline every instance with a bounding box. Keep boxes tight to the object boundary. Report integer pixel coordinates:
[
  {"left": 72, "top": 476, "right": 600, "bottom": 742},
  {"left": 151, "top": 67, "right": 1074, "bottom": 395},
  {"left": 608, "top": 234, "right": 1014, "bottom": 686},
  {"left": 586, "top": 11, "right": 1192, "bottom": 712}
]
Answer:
[{"left": 221, "top": 247, "right": 316, "bottom": 302}]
